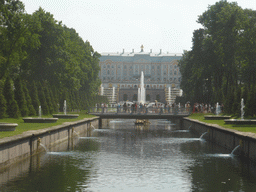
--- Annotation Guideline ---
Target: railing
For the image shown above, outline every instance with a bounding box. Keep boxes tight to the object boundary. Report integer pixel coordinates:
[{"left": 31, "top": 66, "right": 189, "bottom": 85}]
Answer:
[{"left": 88, "top": 106, "right": 191, "bottom": 115}]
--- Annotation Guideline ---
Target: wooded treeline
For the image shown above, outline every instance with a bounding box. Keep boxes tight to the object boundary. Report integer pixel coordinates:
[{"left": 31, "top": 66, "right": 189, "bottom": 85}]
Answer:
[
  {"left": 0, "top": 0, "right": 107, "bottom": 119},
  {"left": 179, "top": 0, "right": 256, "bottom": 117}
]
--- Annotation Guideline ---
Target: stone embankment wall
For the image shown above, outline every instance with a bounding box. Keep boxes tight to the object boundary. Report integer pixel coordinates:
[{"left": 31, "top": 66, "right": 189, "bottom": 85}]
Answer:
[
  {"left": 0, "top": 117, "right": 99, "bottom": 169},
  {"left": 183, "top": 117, "right": 256, "bottom": 162}
]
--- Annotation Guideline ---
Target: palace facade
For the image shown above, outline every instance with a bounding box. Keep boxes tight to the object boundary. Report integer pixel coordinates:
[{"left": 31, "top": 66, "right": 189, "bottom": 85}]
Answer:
[{"left": 99, "top": 46, "right": 182, "bottom": 104}]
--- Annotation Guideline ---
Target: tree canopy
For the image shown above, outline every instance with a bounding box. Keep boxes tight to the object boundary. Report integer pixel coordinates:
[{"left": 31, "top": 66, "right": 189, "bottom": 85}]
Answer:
[
  {"left": 179, "top": 0, "right": 256, "bottom": 117},
  {"left": 0, "top": 0, "right": 105, "bottom": 118}
]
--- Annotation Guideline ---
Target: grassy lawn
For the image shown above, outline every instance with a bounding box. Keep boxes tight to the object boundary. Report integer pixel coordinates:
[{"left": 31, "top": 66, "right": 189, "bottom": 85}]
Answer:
[
  {"left": 0, "top": 112, "right": 96, "bottom": 139},
  {"left": 188, "top": 113, "right": 256, "bottom": 133}
]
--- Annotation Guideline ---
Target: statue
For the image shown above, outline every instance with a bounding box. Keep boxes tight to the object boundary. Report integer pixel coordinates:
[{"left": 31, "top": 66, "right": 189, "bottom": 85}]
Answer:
[{"left": 141, "top": 45, "right": 144, "bottom": 52}]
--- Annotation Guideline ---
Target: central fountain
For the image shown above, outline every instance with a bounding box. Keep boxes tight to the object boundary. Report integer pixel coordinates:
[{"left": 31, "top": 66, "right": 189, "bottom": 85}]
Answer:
[
  {"left": 138, "top": 71, "right": 146, "bottom": 104},
  {"left": 168, "top": 87, "right": 171, "bottom": 103}
]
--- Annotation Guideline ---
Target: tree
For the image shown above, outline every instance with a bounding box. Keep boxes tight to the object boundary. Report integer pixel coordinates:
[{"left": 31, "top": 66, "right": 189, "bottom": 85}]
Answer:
[
  {"left": 0, "top": 0, "right": 41, "bottom": 78},
  {"left": 37, "top": 82, "right": 49, "bottom": 115},
  {"left": 0, "top": 80, "right": 7, "bottom": 118},
  {"left": 30, "top": 81, "right": 40, "bottom": 116},
  {"left": 23, "top": 81, "right": 36, "bottom": 116},
  {"left": 3, "top": 76, "right": 19, "bottom": 118},
  {"left": 14, "top": 76, "right": 28, "bottom": 116}
]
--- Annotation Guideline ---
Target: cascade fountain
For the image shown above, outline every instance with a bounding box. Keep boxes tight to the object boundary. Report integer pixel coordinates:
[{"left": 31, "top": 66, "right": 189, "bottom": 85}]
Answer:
[{"left": 138, "top": 71, "right": 146, "bottom": 104}]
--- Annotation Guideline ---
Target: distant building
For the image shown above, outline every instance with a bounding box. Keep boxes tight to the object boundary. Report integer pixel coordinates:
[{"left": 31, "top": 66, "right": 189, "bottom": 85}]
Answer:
[{"left": 99, "top": 46, "right": 182, "bottom": 104}]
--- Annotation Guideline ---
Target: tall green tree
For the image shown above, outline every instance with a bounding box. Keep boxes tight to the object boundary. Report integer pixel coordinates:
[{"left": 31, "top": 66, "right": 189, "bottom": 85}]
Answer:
[
  {"left": 30, "top": 81, "right": 40, "bottom": 116},
  {"left": 0, "top": 80, "right": 7, "bottom": 118},
  {"left": 23, "top": 81, "right": 36, "bottom": 116},
  {"left": 0, "top": 0, "right": 40, "bottom": 78},
  {"left": 3, "top": 76, "right": 19, "bottom": 118},
  {"left": 37, "top": 82, "right": 49, "bottom": 115},
  {"left": 14, "top": 76, "right": 29, "bottom": 117}
]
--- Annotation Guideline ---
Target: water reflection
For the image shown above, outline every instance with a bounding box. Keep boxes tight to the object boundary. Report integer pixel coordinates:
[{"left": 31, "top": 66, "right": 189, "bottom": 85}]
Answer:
[{"left": 1, "top": 119, "right": 256, "bottom": 192}]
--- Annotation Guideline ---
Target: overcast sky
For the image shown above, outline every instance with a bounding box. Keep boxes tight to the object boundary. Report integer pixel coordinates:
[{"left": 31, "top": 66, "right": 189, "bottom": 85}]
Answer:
[{"left": 21, "top": 0, "right": 256, "bottom": 54}]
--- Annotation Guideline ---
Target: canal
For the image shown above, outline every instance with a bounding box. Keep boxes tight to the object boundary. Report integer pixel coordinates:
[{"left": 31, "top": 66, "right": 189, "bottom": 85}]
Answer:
[{"left": 1, "top": 119, "right": 256, "bottom": 192}]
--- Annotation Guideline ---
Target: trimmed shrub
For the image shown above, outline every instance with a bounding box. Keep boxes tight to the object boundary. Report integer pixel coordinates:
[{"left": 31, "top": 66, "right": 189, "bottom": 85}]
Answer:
[
  {"left": 0, "top": 80, "right": 7, "bottom": 118},
  {"left": 14, "top": 76, "right": 29, "bottom": 117},
  {"left": 30, "top": 81, "right": 41, "bottom": 116},
  {"left": 37, "top": 82, "right": 49, "bottom": 115},
  {"left": 23, "top": 81, "right": 36, "bottom": 116},
  {"left": 3, "top": 77, "right": 20, "bottom": 118}
]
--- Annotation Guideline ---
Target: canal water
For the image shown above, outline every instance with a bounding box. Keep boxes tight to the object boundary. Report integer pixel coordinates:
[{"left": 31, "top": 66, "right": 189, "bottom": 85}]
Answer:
[{"left": 1, "top": 119, "right": 256, "bottom": 192}]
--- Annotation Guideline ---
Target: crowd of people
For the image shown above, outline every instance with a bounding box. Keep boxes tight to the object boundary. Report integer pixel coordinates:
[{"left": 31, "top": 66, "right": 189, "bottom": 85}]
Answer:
[
  {"left": 94, "top": 101, "right": 192, "bottom": 114},
  {"left": 192, "top": 103, "right": 224, "bottom": 114}
]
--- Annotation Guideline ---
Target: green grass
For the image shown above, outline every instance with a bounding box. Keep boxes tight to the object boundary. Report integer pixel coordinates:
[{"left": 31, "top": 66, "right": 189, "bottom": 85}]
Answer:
[
  {"left": 0, "top": 112, "right": 95, "bottom": 139},
  {"left": 188, "top": 113, "right": 256, "bottom": 133}
]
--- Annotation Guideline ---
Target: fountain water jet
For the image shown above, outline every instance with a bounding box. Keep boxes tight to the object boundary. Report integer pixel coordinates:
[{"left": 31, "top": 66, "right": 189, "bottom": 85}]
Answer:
[
  {"left": 231, "top": 145, "right": 240, "bottom": 156},
  {"left": 168, "top": 87, "right": 171, "bottom": 103},
  {"left": 40, "top": 143, "right": 48, "bottom": 152},
  {"left": 101, "top": 85, "right": 104, "bottom": 96},
  {"left": 200, "top": 132, "right": 208, "bottom": 139},
  {"left": 112, "top": 87, "right": 115, "bottom": 104},
  {"left": 138, "top": 71, "right": 146, "bottom": 104},
  {"left": 241, "top": 98, "right": 245, "bottom": 120},
  {"left": 216, "top": 102, "right": 221, "bottom": 115},
  {"left": 39, "top": 106, "right": 42, "bottom": 118},
  {"left": 24, "top": 105, "right": 58, "bottom": 123},
  {"left": 52, "top": 100, "right": 79, "bottom": 119},
  {"left": 63, "top": 100, "right": 67, "bottom": 115}
]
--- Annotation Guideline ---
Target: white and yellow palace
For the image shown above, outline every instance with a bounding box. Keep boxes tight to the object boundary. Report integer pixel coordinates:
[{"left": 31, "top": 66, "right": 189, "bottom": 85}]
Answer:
[{"left": 99, "top": 46, "right": 182, "bottom": 104}]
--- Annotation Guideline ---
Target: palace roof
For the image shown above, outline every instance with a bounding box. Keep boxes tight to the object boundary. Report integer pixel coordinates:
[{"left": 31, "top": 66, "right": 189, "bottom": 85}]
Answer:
[{"left": 100, "top": 49, "right": 182, "bottom": 63}]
